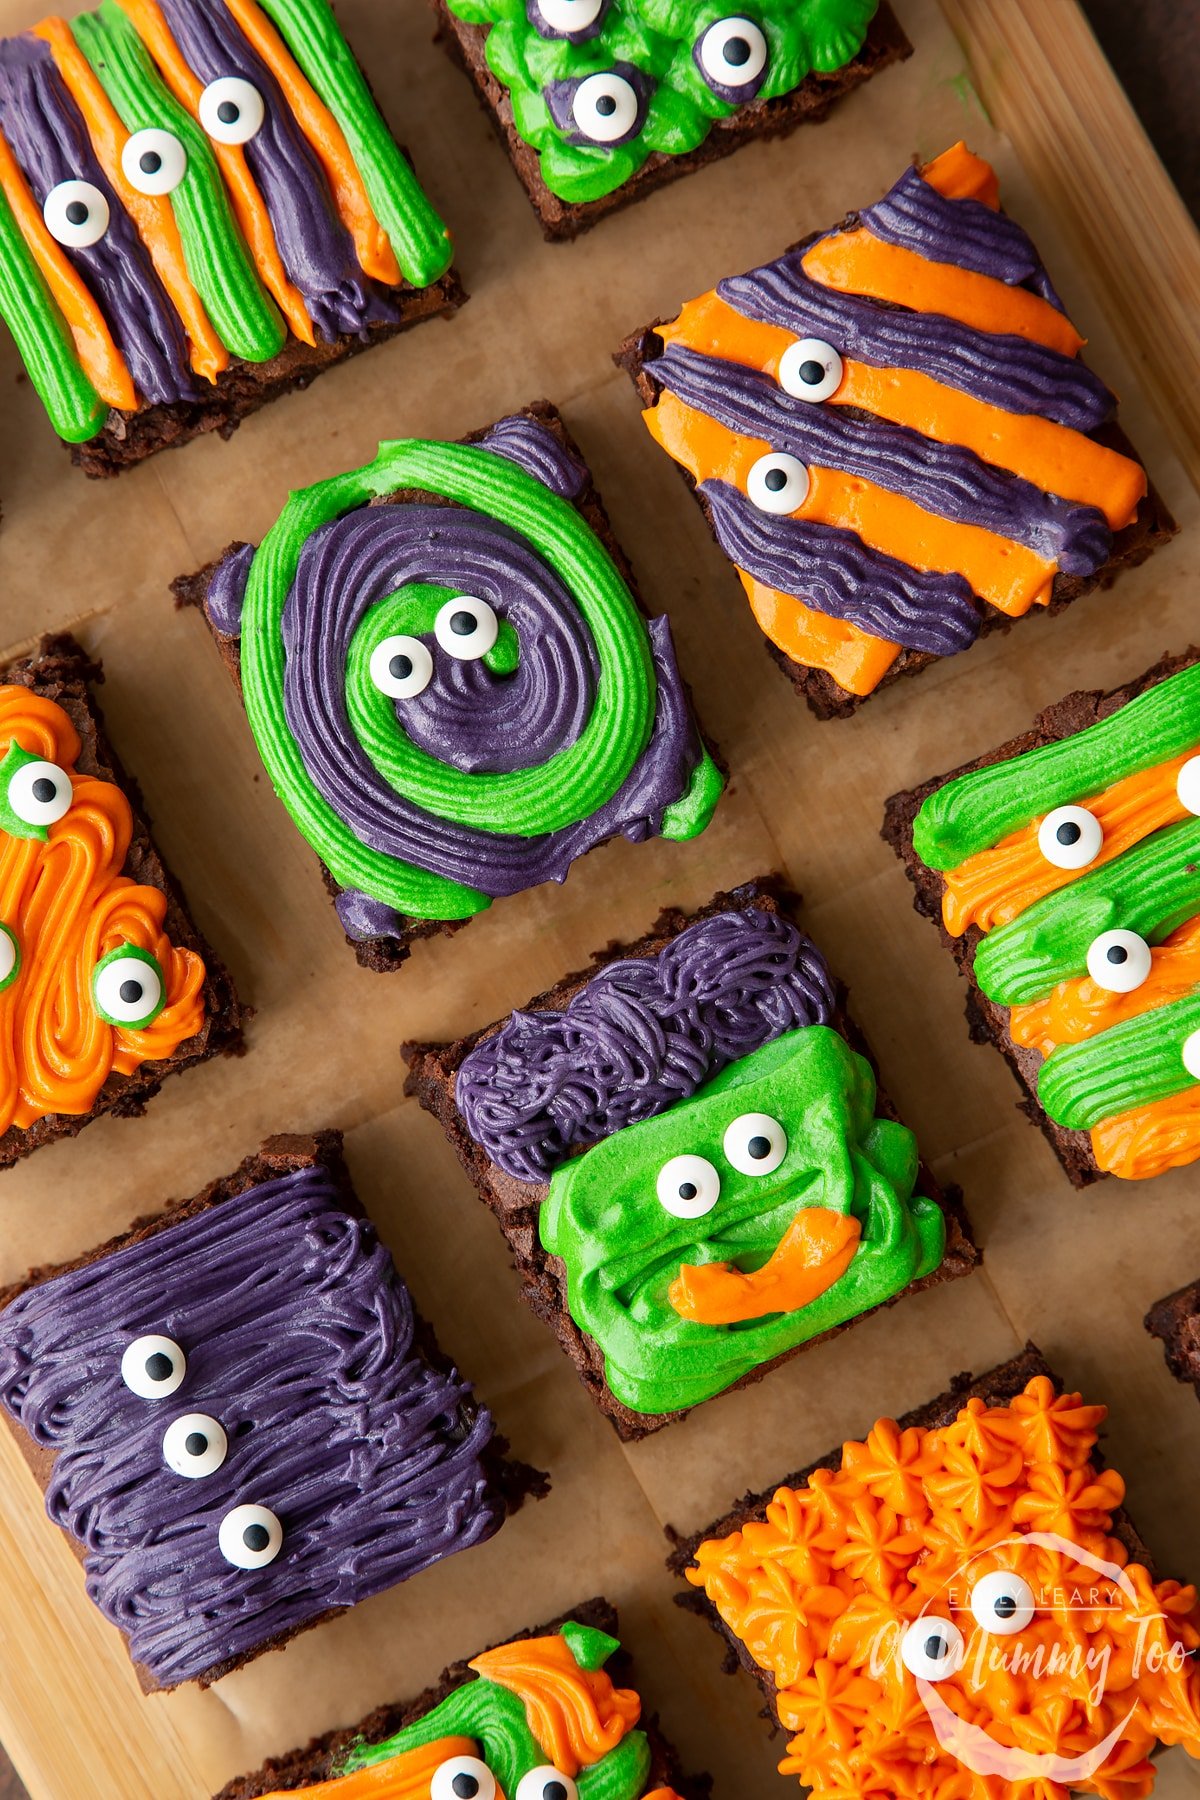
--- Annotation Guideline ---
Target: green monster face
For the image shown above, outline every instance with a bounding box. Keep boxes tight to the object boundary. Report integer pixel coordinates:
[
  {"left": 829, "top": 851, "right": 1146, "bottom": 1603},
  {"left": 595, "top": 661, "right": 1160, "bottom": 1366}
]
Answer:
[
  {"left": 444, "top": 0, "right": 880, "bottom": 202},
  {"left": 540, "top": 1028, "right": 945, "bottom": 1416}
]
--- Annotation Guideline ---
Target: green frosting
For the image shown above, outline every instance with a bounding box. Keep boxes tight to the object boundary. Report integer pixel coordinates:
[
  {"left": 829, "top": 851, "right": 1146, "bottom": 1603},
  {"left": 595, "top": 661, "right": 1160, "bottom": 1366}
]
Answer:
[
  {"left": 0, "top": 185, "right": 107, "bottom": 442},
  {"left": 447, "top": 0, "right": 879, "bottom": 203},
  {"left": 74, "top": 3, "right": 286, "bottom": 365},
  {"left": 540, "top": 1026, "right": 945, "bottom": 1415},
  {"left": 339, "top": 1623, "right": 652, "bottom": 1799},
  {"left": 1039, "top": 993, "right": 1200, "bottom": 1129}
]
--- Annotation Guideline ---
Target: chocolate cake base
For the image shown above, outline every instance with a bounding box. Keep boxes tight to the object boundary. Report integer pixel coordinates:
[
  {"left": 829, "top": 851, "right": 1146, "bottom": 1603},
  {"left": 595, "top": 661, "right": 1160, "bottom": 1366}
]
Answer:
[
  {"left": 0, "top": 633, "right": 242, "bottom": 1170},
  {"left": 882, "top": 648, "right": 1198, "bottom": 1187},
  {"left": 71, "top": 272, "right": 465, "bottom": 479},
  {"left": 404, "top": 876, "right": 979, "bottom": 1443},
  {"left": 174, "top": 399, "right": 722, "bottom": 973},
  {"left": 0, "top": 1130, "right": 549, "bottom": 1694},
  {"left": 431, "top": 1, "right": 911, "bottom": 242},
  {"left": 217, "top": 1594, "right": 709, "bottom": 1799},
  {"left": 1146, "top": 1277, "right": 1200, "bottom": 1401}
]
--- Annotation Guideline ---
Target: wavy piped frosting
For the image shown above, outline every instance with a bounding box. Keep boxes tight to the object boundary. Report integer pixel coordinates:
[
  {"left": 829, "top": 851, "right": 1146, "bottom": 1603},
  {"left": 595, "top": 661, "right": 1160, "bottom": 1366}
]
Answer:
[
  {"left": 0, "top": 0, "right": 451, "bottom": 441},
  {"left": 0, "top": 683, "right": 206, "bottom": 1132},
  {"left": 913, "top": 660, "right": 1200, "bottom": 1179},
  {"left": 641, "top": 142, "right": 1147, "bottom": 699},
  {"left": 687, "top": 1374, "right": 1200, "bottom": 1798},
  {"left": 0, "top": 1164, "right": 501, "bottom": 1685}
]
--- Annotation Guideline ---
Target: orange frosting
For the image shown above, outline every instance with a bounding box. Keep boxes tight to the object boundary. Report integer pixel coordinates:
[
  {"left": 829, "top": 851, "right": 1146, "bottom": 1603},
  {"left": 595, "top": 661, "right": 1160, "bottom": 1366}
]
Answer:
[
  {"left": 1090, "top": 1088, "right": 1200, "bottom": 1181},
  {"left": 740, "top": 573, "right": 901, "bottom": 695},
  {"left": 688, "top": 1376, "right": 1200, "bottom": 1798},
  {"left": 921, "top": 141, "right": 1001, "bottom": 208},
  {"left": 669, "top": 1206, "right": 861, "bottom": 1324},
  {"left": 1010, "top": 916, "right": 1200, "bottom": 1056},
  {"left": 468, "top": 1633, "right": 641, "bottom": 1779},
  {"left": 256, "top": 1737, "right": 479, "bottom": 1799},
  {"left": 0, "top": 686, "right": 206, "bottom": 1131}
]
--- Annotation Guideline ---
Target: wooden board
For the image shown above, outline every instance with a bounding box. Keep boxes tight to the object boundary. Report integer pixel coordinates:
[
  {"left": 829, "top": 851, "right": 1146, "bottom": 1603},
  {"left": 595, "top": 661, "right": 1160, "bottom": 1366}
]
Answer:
[{"left": 0, "top": 1, "right": 1198, "bottom": 1796}]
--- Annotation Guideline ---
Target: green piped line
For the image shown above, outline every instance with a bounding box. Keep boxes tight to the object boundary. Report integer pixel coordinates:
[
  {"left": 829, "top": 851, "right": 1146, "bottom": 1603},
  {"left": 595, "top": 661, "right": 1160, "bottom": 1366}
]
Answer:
[
  {"left": 0, "top": 177, "right": 106, "bottom": 442},
  {"left": 661, "top": 745, "right": 723, "bottom": 840},
  {"left": 1039, "top": 993, "right": 1200, "bottom": 1130}
]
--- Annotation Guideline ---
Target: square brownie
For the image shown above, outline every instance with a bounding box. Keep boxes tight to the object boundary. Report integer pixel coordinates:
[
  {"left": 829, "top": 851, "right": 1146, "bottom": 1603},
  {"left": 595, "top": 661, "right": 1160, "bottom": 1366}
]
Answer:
[
  {"left": 671, "top": 1346, "right": 1197, "bottom": 1798},
  {"left": 1146, "top": 1278, "right": 1200, "bottom": 1402},
  {"left": 404, "top": 877, "right": 978, "bottom": 1441},
  {"left": 432, "top": 0, "right": 911, "bottom": 241},
  {"left": 884, "top": 647, "right": 1200, "bottom": 1187},
  {"left": 0, "top": 1, "right": 464, "bottom": 477},
  {"left": 216, "top": 1595, "right": 708, "bottom": 1799},
  {"left": 0, "top": 631, "right": 240, "bottom": 1170},
  {"left": 0, "top": 1130, "right": 548, "bottom": 1691},
  {"left": 175, "top": 400, "right": 723, "bottom": 972},
  {"left": 617, "top": 142, "right": 1176, "bottom": 719}
]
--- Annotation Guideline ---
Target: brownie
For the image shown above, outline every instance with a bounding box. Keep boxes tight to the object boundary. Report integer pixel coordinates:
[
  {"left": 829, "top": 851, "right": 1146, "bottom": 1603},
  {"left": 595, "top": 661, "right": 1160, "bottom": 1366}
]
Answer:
[
  {"left": 405, "top": 877, "right": 979, "bottom": 1442},
  {"left": 0, "top": 5, "right": 464, "bottom": 478},
  {"left": 1146, "top": 1277, "right": 1200, "bottom": 1401},
  {"left": 175, "top": 399, "right": 723, "bottom": 972},
  {"left": 0, "top": 1131, "right": 548, "bottom": 1693},
  {"left": 431, "top": 0, "right": 911, "bottom": 242},
  {"left": 0, "top": 632, "right": 241, "bottom": 1169},
  {"left": 617, "top": 147, "right": 1176, "bottom": 720},
  {"left": 217, "top": 1595, "right": 709, "bottom": 1799},
  {"left": 883, "top": 647, "right": 1199, "bottom": 1187}
]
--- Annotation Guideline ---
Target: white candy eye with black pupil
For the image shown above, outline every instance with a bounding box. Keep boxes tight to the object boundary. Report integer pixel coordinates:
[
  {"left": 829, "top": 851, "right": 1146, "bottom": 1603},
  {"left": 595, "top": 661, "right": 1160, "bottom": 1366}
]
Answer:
[
  {"left": 747, "top": 451, "right": 809, "bottom": 514},
  {"left": 121, "top": 1334, "right": 186, "bottom": 1400},
  {"left": 1176, "top": 755, "right": 1200, "bottom": 816},
  {"left": 43, "top": 179, "right": 109, "bottom": 247},
  {"left": 697, "top": 16, "right": 768, "bottom": 89},
  {"left": 779, "top": 337, "right": 844, "bottom": 403},
  {"left": 572, "top": 71, "right": 639, "bottom": 144},
  {"left": 219, "top": 1502, "right": 283, "bottom": 1569},
  {"left": 539, "top": 0, "right": 603, "bottom": 28},
  {"left": 199, "top": 76, "right": 265, "bottom": 145},
  {"left": 369, "top": 634, "right": 434, "bottom": 699},
  {"left": 163, "top": 1412, "right": 228, "bottom": 1479},
  {"left": 656, "top": 1153, "right": 720, "bottom": 1218},
  {"left": 7, "top": 758, "right": 73, "bottom": 828},
  {"left": 93, "top": 950, "right": 165, "bottom": 1028},
  {"left": 900, "top": 1615, "right": 964, "bottom": 1681},
  {"left": 723, "top": 1112, "right": 787, "bottom": 1176},
  {"left": 434, "top": 596, "right": 498, "bottom": 661},
  {"left": 515, "top": 1770, "right": 578, "bottom": 1800},
  {"left": 1037, "top": 804, "right": 1102, "bottom": 870},
  {"left": 121, "top": 127, "right": 187, "bottom": 196},
  {"left": 430, "top": 1756, "right": 497, "bottom": 1800},
  {"left": 0, "top": 924, "right": 18, "bottom": 992},
  {"left": 1086, "top": 927, "right": 1152, "bottom": 993},
  {"left": 970, "top": 1570, "right": 1035, "bottom": 1636}
]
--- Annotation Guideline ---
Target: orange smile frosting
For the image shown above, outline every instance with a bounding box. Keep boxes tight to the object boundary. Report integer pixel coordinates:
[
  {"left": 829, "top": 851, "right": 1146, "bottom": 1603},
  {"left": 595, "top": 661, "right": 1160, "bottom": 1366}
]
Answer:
[{"left": 669, "top": 1206, "right": 861, "bottom": 1325}]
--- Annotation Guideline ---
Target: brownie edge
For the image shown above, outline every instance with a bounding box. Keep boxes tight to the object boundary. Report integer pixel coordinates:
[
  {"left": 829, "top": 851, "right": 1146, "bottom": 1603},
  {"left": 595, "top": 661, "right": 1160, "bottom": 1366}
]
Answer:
[{"left": 1146, "top": 1278, "right": 1200, "bottom": 1401}]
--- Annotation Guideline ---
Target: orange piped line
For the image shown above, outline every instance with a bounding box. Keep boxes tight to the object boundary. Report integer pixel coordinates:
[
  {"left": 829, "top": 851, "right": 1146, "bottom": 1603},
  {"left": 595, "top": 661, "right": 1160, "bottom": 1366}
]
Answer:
[
  {"left": 115, "top": 0, "right": 314, "bottom": 344},
  {"left": 920, "top": 141, "right": 1001, "bottom": 207},
  {"left": 467, "top": 1635, "right": 640, "bottom": 1778},
  {"left": 33, "top": 14, "right": 228, "bottom": 384},
  {"left": 1091, "top": 1089, "right": 1200, "bottom": 1181},
  {"left": 254, "top": 1738, "right": 481, "bottom": 1798},
  {"left": 0, "top": 124, "right": 137, "bottom": 410},
  {"left": 220, "top": 0, "right": 401, "bottom": 285},
  {"left": 740, "top": 573, "right": 901, "bottom": 696},
  {"left": 1010, "top": 915, "right": 1200, "bottom": 1058},
  {"left": 802, "top": 231, "right": 1085, "bottom": 358},
  {"left": 669, "top": 1206, "right": 861, "bottom": 1324}
]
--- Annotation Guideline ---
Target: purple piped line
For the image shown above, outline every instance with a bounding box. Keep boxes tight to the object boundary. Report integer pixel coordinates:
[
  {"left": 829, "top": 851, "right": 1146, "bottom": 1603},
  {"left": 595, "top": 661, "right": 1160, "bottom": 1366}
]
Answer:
[
  {"left": 481, "top": 414, "right": 588, "bottom": 499},
  {"left": 861, "top": 165, "right": 1064, "bottom": 308},
  {"left": 204, "top": 542, "right": 254, "bottom": 636}
]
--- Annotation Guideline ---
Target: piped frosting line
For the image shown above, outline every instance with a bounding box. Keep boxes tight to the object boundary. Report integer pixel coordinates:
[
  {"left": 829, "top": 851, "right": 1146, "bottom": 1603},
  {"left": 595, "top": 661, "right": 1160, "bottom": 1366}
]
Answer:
[
  {"left": 0, "top": 170, "right": 106, "bottom": 439},
  {"left": 1038, "top": 991, "right": 1200, "bottom": 1129}
]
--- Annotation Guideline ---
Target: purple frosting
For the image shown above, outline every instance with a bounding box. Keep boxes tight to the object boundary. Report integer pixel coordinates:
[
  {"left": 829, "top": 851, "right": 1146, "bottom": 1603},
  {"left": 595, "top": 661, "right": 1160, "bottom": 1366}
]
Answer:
[
  {"left": 204, "top": 541, "right": 254, "bottom": 636},
  {"left": 545, "top": 62, "right": 654, "bottom": 147},
  {"left": 860, "top": 164, "right": 1064, "bottom": 308},
  {"left": 456, "top": 907, "right": 836, "bottom": 1182},
  {"left": 526, "top": 0, "right": 610, "bottom": 43},
  {"left": 334, "top": 888, "right": 407, "bottom": 942},
  {"left": 0, "top": 35, "right": 197, "bottom": 408},
  {"left": 0, "top": 1166, "right": 500, "bottom": 1686},
  {"left": 481, "top": 414, "right": 588, "bottom": 499}
]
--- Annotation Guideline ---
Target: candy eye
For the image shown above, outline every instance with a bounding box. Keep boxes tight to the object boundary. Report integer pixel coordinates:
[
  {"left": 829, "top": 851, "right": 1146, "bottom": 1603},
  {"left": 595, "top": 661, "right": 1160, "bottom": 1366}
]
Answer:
[
  {"left": 1177, "top": 755, "right": 1200, "bottom": 816},
  {"left": 121, "top": 1334, "right": 186, "bottom": 1400},
  {"left": 7, "top": 758, "right": 72, "bottom": 829},
  {"left": 900, "top": 1616, "right": 964, "bottom": 1681},
  {"left": 538, "top": 0, "right": 603, "bottom": 29},
  {"left": 0, "top": 925, "right": 18, "bottom": 993},
  {"left": 1182, "top": 1029, "right": 1200, "bottom": 1081},
  {"left": 656, "top": 1153, "right": 720, "bottom": 1219},
  {"left": 1037, "top": 804, "right": 1102, "bottom": 870},
  {"left": 92, "top": 948, "right": 165, "bottom": 1029},
  {"left": 747, "top": 451, "right": 809, "bottom": 515},
  {"left": 43, "top": 179, "right": 109, "bottom": 248},
  {"left": 369, "top": 634, "right": 434, "bottom": 699},
  {"left": 1086, "top": 928, "right": 1152, "bottom": 993},
  {"left": 121, "top": 128, "right": 187, "bottom": 196},
  {"left": 219, "top": 1502, "right": 283, "bottom": 1569},
  {"left": 430, "top": 1756, "right": 497, "bottom": 1800},
  {"left": 970, "top": 1570, "right": 1035, "bottom": 1636},
  {"left": 696, "top": 16, "right": 769, "bottom": 92},
  {"left": 199, "top": 76, "right": 265, "bottom": 145},
  {"left": 163, "top": 1412, "right": 228, "bottom": 1480},
  {"left": 515, "top": 1770, "right": 579, "bottom": 1800},
  {"left": 778, "top": 337, "right": 844, "bottom": 403},
  {"left": 434, "top": 596, "right": 499, "bottom": 662},
  {"left": 572, "top": 71, "right": 640, "bottom": 144},
  {"left": 723, "top": 1111, "right": 787, "bottom": 1176}
]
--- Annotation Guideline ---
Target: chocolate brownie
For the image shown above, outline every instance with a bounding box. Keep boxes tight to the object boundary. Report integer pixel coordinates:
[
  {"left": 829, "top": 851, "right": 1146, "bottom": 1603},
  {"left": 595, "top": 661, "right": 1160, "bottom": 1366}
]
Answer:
[
  {"left": 431, "top": 0, "right": 911, "bottom": 242},
  {"left": 1146, "top": 1277, "right": 1200, "bottom": 1401},
  {"left": 405, "top": 877, "right": 979, "bottom": 1442},
  {"left": 0, "top": 632, "right": 241, "bottom": 1169},
  {"left": 884, "top": 648, "right": 1200, "bottom": 1187},
  {"left": 175, "top": 400, "right": 723, "bottom": 972},
  {"left": 617, "top": 143, "right": 1176, "bottom": 719},
  {"left": 0, "top": 1131, "right": 548, "bottom": 1692}
]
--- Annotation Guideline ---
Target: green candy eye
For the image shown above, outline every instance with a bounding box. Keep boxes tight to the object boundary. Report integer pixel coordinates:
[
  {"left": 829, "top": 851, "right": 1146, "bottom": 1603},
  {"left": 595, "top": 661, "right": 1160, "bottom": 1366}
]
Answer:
[
  {"left": 92, "top": 946, "right": 165, "bottom": 1029},
  {"left": 0, "top": 924, "right": 19, "bottom": 992}
]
